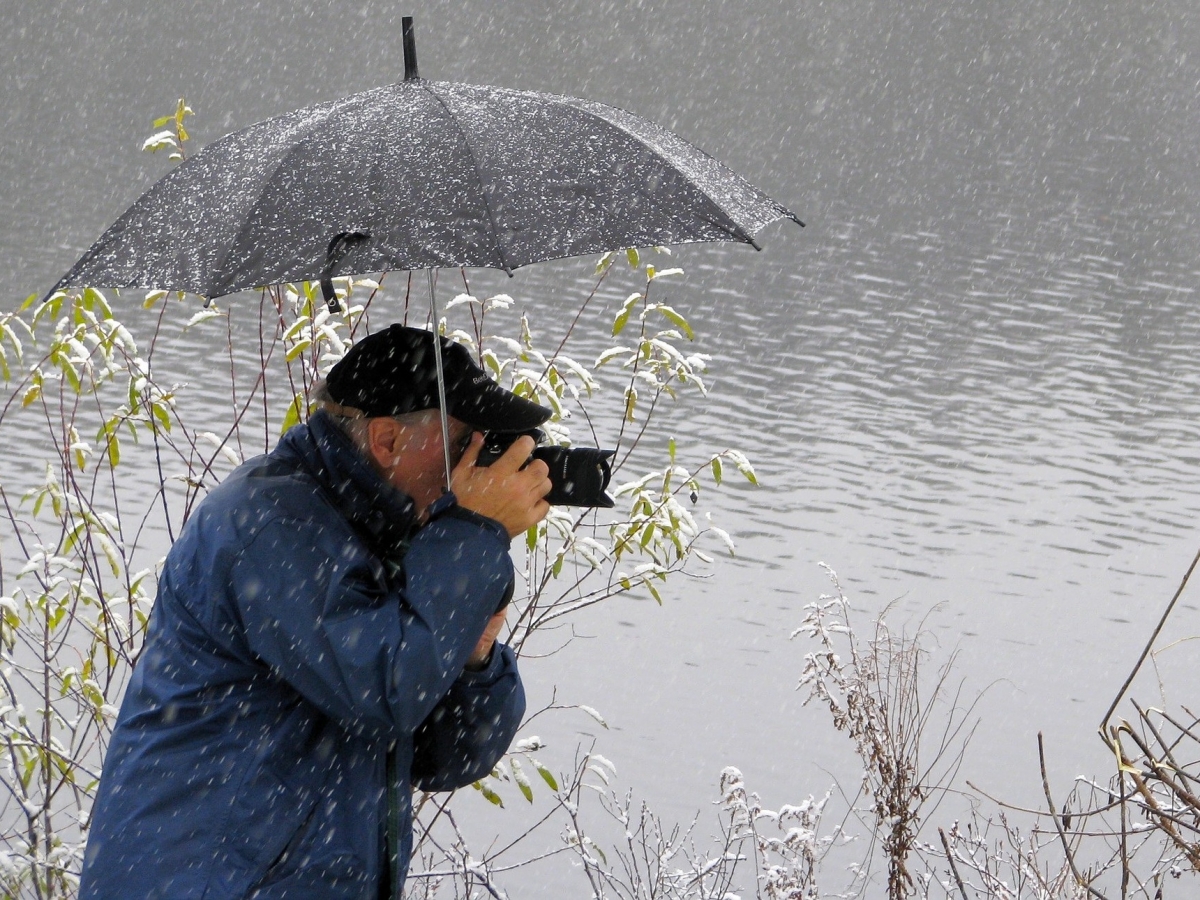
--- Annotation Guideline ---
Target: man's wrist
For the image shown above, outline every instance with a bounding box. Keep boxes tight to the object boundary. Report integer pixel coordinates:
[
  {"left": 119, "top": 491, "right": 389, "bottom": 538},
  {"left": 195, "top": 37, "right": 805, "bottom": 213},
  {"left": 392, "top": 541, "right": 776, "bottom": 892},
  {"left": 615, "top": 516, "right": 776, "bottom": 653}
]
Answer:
[{"left": 464, "top": 644, "right": 494, "bottom": 672}]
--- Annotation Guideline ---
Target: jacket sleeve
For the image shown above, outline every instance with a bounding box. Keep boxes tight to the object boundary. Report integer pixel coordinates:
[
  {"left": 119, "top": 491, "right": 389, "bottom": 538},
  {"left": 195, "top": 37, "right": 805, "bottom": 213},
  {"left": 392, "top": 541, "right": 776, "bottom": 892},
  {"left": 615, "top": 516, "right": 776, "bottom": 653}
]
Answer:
[
  {"left": 225, "top": 508, "right": 513, "bottom": 741},
  {"left": 411, "top": 641, "right": 526, "bottom": 791}
]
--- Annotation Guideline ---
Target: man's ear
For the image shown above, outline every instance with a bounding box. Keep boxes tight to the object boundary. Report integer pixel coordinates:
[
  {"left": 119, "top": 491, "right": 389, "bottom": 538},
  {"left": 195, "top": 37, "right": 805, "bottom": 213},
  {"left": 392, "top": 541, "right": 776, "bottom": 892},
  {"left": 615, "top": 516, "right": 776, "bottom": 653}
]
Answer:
[{"left": 365, "top": 417, "right": 402, "bottom": 470}]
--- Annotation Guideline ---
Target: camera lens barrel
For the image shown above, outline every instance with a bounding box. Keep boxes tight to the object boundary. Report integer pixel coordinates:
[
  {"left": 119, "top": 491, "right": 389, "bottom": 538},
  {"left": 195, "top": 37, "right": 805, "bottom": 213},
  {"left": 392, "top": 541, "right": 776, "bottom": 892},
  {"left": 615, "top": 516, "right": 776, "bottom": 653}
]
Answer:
[{"left": 531, "top": 446, "right": 615, "bottom": 508}]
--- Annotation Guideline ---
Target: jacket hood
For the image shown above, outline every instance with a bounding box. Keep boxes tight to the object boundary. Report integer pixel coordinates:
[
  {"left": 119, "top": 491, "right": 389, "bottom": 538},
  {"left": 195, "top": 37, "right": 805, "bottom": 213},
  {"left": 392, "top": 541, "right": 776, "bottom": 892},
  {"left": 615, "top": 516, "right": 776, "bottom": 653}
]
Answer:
[{"left": 274, "top": 410, "right": 420, "bottom": 560}]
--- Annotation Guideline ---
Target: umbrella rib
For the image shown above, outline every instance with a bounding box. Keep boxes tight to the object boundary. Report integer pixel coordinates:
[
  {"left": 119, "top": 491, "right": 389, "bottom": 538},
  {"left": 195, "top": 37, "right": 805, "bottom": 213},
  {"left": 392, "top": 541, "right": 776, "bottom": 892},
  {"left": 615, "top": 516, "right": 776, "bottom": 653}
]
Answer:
[{"left": 419, "top": 82, "right": 512, "bottom": 274}]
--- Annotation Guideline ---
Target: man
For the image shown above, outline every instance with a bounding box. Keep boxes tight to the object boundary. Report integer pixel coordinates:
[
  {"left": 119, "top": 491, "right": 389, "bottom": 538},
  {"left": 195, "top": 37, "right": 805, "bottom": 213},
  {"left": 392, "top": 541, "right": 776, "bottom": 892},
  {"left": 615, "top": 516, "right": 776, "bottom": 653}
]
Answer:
[{"left": 79, "top": 325, "right": 553, "bottom": 899}]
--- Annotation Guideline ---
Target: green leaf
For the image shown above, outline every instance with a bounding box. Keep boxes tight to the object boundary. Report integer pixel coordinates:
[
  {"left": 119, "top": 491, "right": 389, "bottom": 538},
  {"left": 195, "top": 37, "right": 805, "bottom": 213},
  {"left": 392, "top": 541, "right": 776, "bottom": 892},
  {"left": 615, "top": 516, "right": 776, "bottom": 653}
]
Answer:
[
  {"left": 612, "top": 292, "right": 641, "bottom": 337},
  {"left": 625, "top": 247, "right": 640, "bottom": 269},
  {"left": 647, "top": 580, "right": 663, "bottom": 605},
  {"left": 82, "top": 287, "right": 109, "bottom": 317},
  {"left": 58, "top": 355, "right": 82, "bottom": 393},
  {"left": 285, "top": 338, "right": 312, "bottom": 362},
  {"left": 639, "top": 523, "right": 656, "bottom": 548},
  {"left": 647, "top": 266, "right": 684, "bottom": 281},
  {"left": 656, "top": 305, "right": 694, "bottom": 340},
  {"left": 474, "top": 781, "right": 504, "bottom": 807},
  {"left": 151, "top": 402, "right": 172, "bottom": 434},
  {"left": 623, "top": 385, "right": 637, "bottom": 422},
  {"left": 37, "top": 290, "right": 63, "bottom": 324},
  {"left": 301, "top": 281, "right": 318, "bottom": 317},
  {"left": 19, "top": 292, "right": 39, "bottom": 312},
  {"left": 104, "top": 430, "right": 120, "bottom": 468},
  {"left": 152, "top": 115, "right": 174, "bottom": 128},
  {"left": 141, "top": 131, "right": 178, "bottom": 153},
  {"left": 98, "top": 534, "right": 122, "bottom": 577},
  {"left": 534, "top": 762, "right": 558, "bottom": 791},
  {"left": 22, "top": 382, "right": 41, "bottom": 408},
  {"left": 185, "top": 308, "right": 221, "bottom": 328},
  {"left": 525, "top": 525, "right": 538, "bottom": 553},
  {"left": 711, "top": 457, "right": 723, "bottom": 485},
  {"left": 511, "top": 758, "right": 534, "bottom": 803},
  {"left": 62, "top": 521, "right": 87, "bottom": 556},
  {"left": 280, "top": 392, "right": 305, "bottom": 435},
  {"left": 595, "top": 347, "right": 629, "bottom": 367},
  {"left": 282, "top": 316, "right": 311, "bottom": 342},
  {"left": 668, "top": 436, "right": 676, "bottom": 463},
  {"left": 482, "top": 349, "right": 503, "bottom": 377}
]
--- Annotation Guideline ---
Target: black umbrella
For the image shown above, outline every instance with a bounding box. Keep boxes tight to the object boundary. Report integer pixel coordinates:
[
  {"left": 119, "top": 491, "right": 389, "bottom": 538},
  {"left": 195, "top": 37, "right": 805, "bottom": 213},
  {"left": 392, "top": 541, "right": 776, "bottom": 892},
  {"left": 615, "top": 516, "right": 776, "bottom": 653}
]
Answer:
[
  {"left": 49, "top": 18, "right": 801, "bottom": 486},
  {"left": 49, "top": 20, "right": 800, "bottom": 306}
]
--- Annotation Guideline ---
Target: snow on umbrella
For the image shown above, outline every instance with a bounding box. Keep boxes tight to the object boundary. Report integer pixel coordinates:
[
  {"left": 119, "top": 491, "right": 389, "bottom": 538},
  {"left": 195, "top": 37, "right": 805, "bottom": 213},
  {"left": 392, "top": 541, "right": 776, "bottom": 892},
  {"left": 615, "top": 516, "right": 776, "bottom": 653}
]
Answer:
[
  {"left": 48, "top": 20, "right": 802, "bottom": 306},
  {"left": 48, "top": 19, "right": 802, "bottom": 489}
]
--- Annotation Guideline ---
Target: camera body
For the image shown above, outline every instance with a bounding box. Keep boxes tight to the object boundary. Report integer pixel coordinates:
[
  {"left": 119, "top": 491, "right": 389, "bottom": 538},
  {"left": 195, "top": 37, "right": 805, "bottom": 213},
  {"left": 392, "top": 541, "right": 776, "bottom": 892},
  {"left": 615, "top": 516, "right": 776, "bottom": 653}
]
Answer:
[{"left": 477, "top": 429, "right": 615, "bottom": 508}]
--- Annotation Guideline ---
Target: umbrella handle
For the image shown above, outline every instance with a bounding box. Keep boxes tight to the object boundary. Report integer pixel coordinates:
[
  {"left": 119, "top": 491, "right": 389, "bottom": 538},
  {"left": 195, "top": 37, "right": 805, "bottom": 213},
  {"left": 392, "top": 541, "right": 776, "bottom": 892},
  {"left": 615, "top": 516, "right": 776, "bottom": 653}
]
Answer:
[{"left": 320, "top": 231, "right": 369, "bottom": 313}]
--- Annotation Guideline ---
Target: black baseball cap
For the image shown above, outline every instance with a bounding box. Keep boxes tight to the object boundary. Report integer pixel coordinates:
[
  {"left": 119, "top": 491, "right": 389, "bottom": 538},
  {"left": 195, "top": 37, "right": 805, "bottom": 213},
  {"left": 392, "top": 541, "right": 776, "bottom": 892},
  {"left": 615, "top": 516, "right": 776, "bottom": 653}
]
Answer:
[{"left": 324, "top": 324, "right": 551, "bottom": 432}]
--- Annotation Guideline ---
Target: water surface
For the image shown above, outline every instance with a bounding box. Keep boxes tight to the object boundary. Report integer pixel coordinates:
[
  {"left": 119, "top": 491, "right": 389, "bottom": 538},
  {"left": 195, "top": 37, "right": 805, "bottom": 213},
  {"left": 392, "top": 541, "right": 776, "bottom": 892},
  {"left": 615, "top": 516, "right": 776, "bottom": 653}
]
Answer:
[{"left": 2, "top": 0, "right": 1199, "bottom": 889}]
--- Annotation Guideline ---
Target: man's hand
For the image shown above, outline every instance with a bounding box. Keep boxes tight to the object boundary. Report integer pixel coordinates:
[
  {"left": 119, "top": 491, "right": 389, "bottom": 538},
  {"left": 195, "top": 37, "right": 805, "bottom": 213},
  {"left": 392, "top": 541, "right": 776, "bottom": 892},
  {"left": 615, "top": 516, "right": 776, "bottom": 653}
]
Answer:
[
  {"left": 465, "top": 608, "right": 509, "bottom": 671},
  {"left": 451, "top": 434, "right": 552, "bottom": 538}
]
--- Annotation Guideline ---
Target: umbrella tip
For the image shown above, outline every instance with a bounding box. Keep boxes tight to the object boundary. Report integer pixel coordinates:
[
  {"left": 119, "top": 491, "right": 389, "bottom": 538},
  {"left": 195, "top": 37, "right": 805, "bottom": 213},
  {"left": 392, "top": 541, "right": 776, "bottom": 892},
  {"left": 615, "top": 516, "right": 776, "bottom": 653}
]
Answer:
[{"left": 402, "top": 17, "right": 419, "bottom": 81}]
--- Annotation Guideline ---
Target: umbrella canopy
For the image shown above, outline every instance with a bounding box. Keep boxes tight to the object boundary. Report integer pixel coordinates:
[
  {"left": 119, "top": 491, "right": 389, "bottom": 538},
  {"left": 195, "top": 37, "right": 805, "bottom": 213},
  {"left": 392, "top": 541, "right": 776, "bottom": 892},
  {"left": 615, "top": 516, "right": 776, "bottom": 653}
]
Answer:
[{"left": 49, "top": 25, "right": 801, "bottom": 302}]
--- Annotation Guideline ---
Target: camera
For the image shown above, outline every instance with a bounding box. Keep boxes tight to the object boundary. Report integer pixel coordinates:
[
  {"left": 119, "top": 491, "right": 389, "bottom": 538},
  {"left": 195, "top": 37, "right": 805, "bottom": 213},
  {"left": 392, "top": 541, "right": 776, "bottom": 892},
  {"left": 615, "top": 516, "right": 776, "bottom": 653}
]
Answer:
[{"left": 477, "top": 429, "right": 615, "bottom": 508}]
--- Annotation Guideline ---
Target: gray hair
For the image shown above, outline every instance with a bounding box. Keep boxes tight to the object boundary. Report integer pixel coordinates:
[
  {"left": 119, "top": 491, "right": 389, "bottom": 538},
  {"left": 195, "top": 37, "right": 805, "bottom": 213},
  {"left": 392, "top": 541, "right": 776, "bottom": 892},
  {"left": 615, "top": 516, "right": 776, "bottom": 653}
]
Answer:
[{"left": 312, "top": 379, "right": 442, "bottom": 456}]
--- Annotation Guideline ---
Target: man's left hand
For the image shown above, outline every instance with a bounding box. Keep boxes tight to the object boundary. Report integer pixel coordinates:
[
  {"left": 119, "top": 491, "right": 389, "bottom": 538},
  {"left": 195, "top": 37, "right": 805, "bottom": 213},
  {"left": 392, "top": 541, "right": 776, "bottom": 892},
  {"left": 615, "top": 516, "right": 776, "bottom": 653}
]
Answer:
[{"left": 465, "top": 609, "right": 508, "bottom": 671}]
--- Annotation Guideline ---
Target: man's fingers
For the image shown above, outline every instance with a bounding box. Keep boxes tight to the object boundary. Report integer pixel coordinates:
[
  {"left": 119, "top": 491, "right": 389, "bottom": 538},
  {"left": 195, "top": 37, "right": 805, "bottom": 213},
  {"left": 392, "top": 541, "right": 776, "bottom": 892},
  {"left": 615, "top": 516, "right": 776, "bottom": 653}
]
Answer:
[
  {"left": 523, "top": 458, "right": 552, "bottom": 499},
  {"left": 523, "top": 457, "right": 550, "bottom": 480},
  {"left": 489, "top": 435, "right": 538, "bottom": 474},
  {"left": 451, "top": 434, "right": 553, "bottom": 535},
  {"left": 452, "top": 432, "right": 484, "bottom": 479}
]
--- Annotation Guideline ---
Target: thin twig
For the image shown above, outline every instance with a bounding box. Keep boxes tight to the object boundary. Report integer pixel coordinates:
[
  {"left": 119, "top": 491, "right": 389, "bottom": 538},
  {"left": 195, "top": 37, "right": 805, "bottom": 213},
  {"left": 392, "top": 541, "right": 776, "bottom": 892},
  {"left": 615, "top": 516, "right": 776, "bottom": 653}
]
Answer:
[
  {"left": 1039, "top": 732, "right": 1109, "bottom": 900},
  {"left": 1100, "top": 543, "right": 1200, "bottom": 730},
  {"left": 938, "top": 827, "right": 968, "bottom": 900}
]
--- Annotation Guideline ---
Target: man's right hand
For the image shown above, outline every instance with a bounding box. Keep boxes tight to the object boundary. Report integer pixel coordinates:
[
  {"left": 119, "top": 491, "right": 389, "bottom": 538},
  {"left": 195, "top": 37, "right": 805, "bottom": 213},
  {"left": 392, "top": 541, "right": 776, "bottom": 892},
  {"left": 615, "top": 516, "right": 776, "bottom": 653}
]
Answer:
[{"left": 451, "top": 434, "right": 552, "bottom": 537}]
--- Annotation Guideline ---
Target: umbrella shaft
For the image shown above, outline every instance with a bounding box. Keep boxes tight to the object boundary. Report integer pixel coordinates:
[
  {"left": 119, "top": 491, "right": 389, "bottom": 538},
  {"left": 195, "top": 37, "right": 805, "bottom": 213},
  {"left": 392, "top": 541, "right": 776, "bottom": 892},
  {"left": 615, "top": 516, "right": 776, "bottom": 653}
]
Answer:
[{"left": 427, "top": 270, "right": 454, "bottom": 494}]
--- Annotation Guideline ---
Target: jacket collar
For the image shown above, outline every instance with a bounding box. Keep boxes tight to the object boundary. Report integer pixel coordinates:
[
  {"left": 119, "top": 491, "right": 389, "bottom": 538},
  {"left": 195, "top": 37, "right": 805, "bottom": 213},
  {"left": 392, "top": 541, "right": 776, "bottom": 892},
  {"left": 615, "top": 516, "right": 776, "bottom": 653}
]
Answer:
[{"left": 274, "top": 410, "right": 420, "bottom": 560}]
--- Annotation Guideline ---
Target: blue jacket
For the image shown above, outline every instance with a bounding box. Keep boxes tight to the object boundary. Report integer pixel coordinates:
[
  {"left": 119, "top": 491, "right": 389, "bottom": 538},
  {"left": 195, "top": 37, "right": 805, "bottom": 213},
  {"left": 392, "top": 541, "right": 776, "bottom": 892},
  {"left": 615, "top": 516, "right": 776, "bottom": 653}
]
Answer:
[{"left": 79, "top": 412, "right": 525, "bottom": 899}]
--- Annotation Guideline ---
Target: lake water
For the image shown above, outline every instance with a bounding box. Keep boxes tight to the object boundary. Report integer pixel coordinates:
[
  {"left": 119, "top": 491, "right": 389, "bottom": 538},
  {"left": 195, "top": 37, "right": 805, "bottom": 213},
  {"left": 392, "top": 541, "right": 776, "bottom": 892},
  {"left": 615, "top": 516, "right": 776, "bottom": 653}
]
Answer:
[{"left": 3, "top": 0, "right": 1199, "bottom": 893}]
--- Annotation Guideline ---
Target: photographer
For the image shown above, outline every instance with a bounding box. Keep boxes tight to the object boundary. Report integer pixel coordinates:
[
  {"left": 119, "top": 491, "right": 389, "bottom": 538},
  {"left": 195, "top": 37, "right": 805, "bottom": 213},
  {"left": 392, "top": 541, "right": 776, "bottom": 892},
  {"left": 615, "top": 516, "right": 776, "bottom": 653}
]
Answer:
[{"left": 79, "top": 325, "right": 553, "bottom": 900}]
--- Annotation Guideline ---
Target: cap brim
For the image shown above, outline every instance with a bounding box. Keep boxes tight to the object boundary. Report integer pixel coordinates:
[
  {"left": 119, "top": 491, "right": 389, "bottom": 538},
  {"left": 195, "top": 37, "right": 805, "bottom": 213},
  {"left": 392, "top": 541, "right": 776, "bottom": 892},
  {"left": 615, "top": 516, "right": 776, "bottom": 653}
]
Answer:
[{"left": 448, "top": 381, "right": 552, "bottom": 432}]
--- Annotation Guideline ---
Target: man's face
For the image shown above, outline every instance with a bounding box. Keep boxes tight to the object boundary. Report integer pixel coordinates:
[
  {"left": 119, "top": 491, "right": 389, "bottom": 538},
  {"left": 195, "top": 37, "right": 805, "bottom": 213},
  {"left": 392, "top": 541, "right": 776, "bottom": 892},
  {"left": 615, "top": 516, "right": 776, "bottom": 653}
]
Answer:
[{"left": 377, "top": 414, "right": 474, "bottom": 516}]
